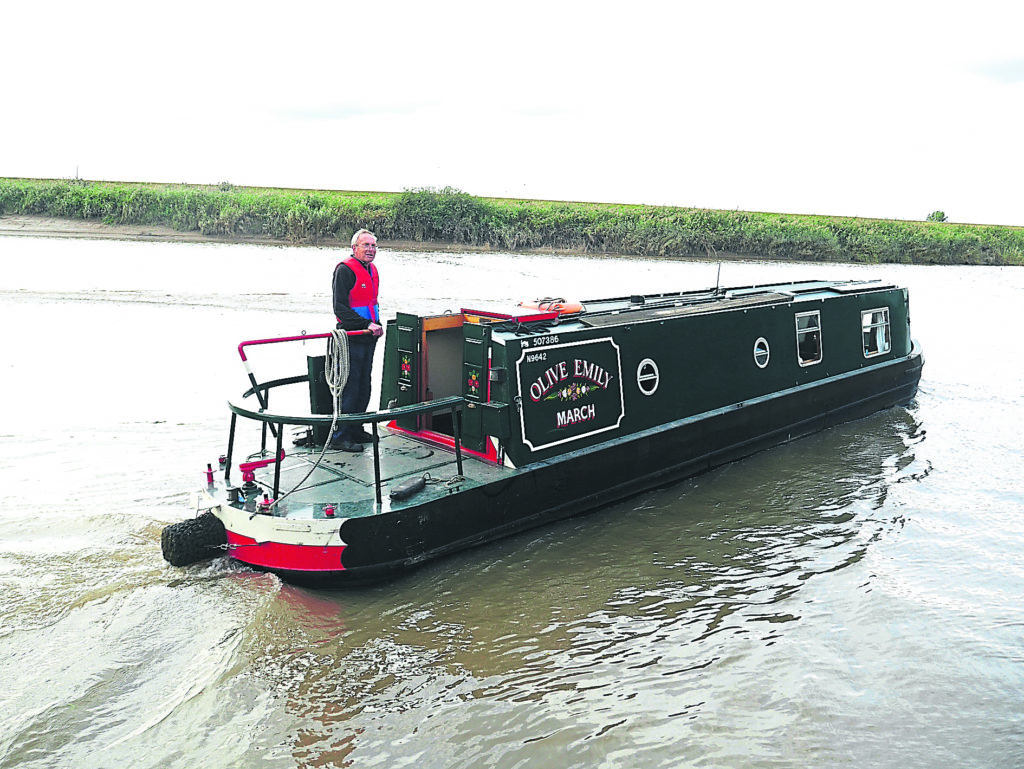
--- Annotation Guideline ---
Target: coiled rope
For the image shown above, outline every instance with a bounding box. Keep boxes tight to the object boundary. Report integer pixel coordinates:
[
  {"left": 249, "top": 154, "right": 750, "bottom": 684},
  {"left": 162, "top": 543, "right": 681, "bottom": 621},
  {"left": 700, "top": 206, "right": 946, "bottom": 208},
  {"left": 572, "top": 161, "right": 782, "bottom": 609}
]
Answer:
[
  {"left": 325, "top": 327, "right": 351, "bottom": 417},
  {"left": 270, "top": 329, "right": 350, "bottom": 509}
]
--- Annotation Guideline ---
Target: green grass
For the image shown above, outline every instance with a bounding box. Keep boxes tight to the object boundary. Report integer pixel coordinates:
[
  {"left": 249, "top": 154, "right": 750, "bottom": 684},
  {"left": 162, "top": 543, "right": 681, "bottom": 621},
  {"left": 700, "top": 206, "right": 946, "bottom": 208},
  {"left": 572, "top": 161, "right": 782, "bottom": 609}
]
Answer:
[{"left": 1, "top": 177, "right": 1021, "bottom": 265}]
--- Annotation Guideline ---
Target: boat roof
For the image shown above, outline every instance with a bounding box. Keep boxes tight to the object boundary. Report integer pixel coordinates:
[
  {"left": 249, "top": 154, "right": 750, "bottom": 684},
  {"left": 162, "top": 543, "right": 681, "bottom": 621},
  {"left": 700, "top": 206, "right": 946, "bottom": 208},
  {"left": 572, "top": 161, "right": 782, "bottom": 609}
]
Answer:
[{"left": 472, "top": 279, "right": 898, "bottom": 338}]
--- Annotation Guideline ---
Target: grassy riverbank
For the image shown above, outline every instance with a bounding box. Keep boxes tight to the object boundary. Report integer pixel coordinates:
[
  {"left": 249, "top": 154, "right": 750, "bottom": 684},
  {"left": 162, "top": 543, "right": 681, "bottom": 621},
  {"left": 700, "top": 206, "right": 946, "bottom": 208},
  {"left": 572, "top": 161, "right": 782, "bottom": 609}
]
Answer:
[{"left": 1, "top": 177, "right": 1021, "bottom": 265}]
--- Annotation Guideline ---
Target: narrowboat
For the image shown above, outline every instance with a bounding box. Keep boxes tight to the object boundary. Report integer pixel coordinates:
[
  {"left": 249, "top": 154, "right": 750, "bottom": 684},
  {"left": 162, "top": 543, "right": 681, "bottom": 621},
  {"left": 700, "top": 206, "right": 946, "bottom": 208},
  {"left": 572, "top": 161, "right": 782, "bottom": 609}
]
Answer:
[{"left": 161, "top": 278, "right": 924, "bottom": 584}]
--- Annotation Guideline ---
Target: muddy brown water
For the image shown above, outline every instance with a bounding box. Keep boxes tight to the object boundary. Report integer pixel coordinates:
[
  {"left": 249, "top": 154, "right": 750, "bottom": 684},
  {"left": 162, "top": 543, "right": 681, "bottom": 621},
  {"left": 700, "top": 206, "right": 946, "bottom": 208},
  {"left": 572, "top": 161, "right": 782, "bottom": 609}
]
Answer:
[{"left": 2, "top": 236, "right": 1022, "bottom": 768}]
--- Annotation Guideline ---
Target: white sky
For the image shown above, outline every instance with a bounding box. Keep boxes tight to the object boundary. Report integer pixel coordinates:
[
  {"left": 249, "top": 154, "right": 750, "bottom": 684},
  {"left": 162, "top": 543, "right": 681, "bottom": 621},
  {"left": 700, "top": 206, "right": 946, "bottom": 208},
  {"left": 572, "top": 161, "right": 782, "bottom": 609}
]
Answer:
[{"left": 3, "top": 1, "right": 1022, "bottom": 225}]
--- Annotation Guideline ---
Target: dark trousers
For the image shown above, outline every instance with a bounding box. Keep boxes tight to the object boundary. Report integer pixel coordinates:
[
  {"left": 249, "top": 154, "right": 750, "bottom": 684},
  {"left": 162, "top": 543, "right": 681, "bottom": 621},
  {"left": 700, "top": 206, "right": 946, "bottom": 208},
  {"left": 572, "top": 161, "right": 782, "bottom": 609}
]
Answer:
[{"left": 338, "top": 338, "right": 377, "bottom": 439}]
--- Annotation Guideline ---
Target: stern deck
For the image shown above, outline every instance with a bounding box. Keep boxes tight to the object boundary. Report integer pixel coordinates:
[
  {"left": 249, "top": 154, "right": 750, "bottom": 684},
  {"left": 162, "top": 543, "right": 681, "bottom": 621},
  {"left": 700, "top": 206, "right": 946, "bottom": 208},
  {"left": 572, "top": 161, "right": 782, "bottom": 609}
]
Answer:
[{"left": 236, "top": 428, "right": 515, "bottom": 521}]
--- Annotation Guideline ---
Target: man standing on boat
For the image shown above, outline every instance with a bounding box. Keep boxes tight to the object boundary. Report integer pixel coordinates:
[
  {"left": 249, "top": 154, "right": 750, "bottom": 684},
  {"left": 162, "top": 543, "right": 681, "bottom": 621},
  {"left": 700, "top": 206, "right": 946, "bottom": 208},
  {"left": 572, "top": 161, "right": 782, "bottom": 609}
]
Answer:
[{"left": 330, "top": 228, "right": 384, "bottom": 452}]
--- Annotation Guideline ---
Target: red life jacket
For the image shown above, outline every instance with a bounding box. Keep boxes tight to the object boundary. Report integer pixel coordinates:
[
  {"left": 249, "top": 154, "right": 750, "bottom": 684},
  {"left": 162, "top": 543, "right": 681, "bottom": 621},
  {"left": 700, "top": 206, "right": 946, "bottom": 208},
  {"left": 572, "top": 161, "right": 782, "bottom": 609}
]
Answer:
[{"left": 341, "top": 256, "right": 379, "bottom": 322}]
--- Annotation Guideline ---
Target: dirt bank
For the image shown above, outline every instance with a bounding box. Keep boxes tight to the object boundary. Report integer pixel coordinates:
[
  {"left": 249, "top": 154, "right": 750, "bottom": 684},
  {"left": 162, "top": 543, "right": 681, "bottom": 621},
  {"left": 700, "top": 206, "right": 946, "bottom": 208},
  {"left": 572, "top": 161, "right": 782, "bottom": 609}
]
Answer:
[
  {"left": 0, "top": 214, "right": 314, "bottom": 247},
  {"left": 0, "top": 214, "right": 592, "bottom": 256}
]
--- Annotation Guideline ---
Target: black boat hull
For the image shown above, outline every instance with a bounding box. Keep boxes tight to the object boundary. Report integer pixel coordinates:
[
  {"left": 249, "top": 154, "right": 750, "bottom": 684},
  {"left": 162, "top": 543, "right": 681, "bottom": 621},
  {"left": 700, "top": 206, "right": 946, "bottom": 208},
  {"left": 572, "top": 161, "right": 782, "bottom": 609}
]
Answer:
[{"left": 278, "top": 342, "right": 923, "bottom": 585}]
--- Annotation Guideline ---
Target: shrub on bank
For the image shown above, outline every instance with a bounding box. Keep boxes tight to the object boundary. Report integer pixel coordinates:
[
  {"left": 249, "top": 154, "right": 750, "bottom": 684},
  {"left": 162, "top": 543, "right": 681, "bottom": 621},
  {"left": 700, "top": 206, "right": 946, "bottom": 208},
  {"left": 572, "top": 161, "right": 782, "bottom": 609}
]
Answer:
[{"left": 1, "top": 177, "right": 1021, "bottom": 265}]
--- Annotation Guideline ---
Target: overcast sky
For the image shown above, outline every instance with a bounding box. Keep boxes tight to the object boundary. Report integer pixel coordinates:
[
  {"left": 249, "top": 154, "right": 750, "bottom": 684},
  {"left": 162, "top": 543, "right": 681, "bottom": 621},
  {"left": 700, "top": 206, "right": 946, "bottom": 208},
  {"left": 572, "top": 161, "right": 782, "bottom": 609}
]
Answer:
[{"left": 3, "top": 1, "right": 1022, "bottom": 225}]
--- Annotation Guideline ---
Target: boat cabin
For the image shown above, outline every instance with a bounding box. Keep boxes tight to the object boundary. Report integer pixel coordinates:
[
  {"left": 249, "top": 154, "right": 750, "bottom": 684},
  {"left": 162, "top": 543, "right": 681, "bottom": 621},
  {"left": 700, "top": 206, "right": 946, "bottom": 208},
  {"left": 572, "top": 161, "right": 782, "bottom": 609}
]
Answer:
[{"left": 379, "top": 279, "right": 915, "bottom": 468}]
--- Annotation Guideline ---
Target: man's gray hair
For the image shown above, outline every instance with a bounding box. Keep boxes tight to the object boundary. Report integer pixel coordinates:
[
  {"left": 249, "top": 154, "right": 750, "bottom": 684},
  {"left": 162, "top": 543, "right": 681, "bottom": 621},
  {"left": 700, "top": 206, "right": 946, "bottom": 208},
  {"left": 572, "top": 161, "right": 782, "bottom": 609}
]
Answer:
[{"left": 351, "top": 228, "right": 376, "bottom": 248}]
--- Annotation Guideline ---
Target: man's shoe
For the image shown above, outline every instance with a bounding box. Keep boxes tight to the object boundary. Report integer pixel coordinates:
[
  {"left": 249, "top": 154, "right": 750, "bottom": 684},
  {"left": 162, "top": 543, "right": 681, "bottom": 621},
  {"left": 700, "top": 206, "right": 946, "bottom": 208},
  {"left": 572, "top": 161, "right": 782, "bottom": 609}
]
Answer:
[
  {"left": 354, "top": 430, "right": 375, "bottom": 443},
  {"left": 329, "top": 438, "right": 363, "bottom": 453}
]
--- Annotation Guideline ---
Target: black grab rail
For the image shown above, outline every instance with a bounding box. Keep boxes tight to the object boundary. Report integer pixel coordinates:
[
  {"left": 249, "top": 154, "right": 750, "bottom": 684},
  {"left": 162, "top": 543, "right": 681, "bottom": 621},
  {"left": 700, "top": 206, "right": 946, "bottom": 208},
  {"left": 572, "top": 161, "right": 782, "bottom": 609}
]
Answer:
[{"left": 225, "top": 393, "right": 466, "bottom": 505}]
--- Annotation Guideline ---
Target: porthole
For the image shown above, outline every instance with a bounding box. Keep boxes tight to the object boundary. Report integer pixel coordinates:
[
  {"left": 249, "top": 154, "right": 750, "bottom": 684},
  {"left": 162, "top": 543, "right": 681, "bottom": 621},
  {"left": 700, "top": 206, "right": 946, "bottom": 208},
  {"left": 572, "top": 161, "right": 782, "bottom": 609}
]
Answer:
[
  {"left": 753, "top": 337, "right": 770, "bottom": 369},
  {"left": 637, "top": 358, "right": 660, "bottom": 395}
]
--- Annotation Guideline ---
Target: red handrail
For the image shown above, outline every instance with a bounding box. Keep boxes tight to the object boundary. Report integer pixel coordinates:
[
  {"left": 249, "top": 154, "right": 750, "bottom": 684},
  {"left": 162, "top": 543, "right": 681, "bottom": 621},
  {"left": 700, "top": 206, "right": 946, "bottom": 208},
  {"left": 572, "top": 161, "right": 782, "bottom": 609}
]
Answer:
[{"left": 237, "top": 330, "right": 370, "bottom": 362}]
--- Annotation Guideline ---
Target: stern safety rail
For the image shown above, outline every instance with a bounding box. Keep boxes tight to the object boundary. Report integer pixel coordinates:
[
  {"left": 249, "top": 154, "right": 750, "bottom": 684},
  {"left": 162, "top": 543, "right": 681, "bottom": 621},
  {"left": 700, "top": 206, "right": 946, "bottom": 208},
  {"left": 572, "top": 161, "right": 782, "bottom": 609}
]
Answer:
[
  {"left": 236, "top": 331, "right": 372, "bottom": 438},
  {"left": 225, "top": 394, "right": 466, "bottom": 505}
]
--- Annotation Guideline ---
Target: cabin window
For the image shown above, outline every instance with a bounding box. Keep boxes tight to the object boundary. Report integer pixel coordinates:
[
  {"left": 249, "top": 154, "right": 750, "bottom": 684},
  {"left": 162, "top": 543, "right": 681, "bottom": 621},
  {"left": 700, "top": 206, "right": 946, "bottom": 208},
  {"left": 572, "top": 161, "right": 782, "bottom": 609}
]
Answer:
[
  {"left": 795, "top": 311, "right": 822, "bottom": 366},
  {"left": 862, "top": 308, "right": 891, "bottom": 357},
  {"left": 753, "top": 337, "right": 770, "bottom": 369}
]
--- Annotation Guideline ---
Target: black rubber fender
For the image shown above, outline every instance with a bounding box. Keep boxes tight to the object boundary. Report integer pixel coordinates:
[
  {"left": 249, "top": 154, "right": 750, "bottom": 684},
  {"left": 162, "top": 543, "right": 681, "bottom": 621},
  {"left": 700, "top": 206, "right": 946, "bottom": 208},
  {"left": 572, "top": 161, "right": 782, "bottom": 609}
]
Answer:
[
  {"left": 389, "top": 475, "right": 427, "bottom": 501},
  {"left": 161, "top": 511, "right": 228, "bottom": 566}
]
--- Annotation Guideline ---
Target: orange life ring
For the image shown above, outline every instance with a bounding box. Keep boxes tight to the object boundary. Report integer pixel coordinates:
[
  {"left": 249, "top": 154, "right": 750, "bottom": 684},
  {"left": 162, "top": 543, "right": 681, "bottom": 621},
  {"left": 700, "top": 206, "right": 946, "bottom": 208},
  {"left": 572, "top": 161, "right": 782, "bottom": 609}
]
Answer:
[{"left": 518, "top": 297, "right": 584, "bottom": 315}]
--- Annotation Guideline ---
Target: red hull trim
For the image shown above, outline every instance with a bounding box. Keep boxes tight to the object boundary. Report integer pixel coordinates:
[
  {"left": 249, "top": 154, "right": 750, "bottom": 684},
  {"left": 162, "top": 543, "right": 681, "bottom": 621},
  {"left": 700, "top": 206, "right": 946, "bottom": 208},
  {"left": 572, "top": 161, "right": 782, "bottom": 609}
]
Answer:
[
  {"left": 386, "top": 423, "right": 501, "bottom": 464},
  {"left": 226, "top": 531, "right": 346, "bottom": 572}
]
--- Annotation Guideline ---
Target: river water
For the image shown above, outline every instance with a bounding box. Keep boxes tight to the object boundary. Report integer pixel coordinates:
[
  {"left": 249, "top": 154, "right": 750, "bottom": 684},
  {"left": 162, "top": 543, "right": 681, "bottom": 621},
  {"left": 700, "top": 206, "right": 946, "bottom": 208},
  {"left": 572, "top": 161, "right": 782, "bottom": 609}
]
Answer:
[{"left": 1, "top": 235, "right": 1022, "bottom": 768}]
